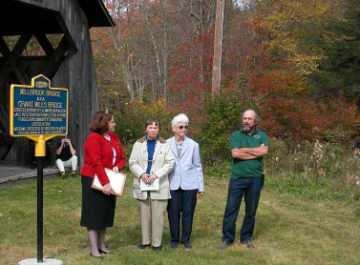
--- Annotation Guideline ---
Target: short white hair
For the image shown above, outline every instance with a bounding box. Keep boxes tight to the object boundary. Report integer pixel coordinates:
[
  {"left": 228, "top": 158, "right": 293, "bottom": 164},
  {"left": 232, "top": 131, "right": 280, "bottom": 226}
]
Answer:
[{"left": 171, "top": 113, "right": 189, "bottom": 127}]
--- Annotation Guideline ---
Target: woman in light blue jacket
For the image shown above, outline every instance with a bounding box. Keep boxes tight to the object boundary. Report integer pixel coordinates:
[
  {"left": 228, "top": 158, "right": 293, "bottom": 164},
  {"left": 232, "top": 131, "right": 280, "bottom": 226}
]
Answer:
[{"left": 167, "top": 113, "right": 204, "bottom": 249}]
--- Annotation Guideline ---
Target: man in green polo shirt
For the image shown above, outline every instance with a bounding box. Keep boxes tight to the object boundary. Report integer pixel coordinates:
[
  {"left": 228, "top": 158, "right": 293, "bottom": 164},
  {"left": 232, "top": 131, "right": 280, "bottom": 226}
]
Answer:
[{"left": 218, "top": 109, "right": 269, "bottom": 249}]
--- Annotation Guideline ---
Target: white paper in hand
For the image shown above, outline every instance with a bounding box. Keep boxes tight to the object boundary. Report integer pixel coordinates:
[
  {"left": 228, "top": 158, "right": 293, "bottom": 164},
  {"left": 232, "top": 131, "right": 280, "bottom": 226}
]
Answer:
[
  {"left": 140, "top": 178, "right": 159, "bottom": 191},
  {"left": 92, "top": 168, "right": 126, "bottom": 196}
]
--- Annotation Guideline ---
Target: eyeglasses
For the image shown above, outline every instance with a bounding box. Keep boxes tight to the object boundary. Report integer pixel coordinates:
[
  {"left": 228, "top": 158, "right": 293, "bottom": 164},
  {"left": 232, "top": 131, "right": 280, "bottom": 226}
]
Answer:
[{"left": 178, "top": 125, "right": 189, "bottom": 130}]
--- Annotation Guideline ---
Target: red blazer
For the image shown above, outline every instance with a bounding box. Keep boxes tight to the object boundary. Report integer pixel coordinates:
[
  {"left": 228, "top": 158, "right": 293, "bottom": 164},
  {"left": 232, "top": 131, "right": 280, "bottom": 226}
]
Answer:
[{"left": 81, "top": 132, "right": 126, "bottom": 185}]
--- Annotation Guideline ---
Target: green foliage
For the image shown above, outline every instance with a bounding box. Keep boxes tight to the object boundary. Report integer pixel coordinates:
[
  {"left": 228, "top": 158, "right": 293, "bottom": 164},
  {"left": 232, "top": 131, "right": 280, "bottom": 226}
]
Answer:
[
  {"left": 308, "top": 0, "right": 360, "bottom": 103},
  {"left": 114, "top": 98, "right": 176, "bottom": 145},
  {"left": 323, "top": 125, "right": 352, "bottom": 146},
  {"left": 196, "top": 90, "right": 257, "bottom": 164}
]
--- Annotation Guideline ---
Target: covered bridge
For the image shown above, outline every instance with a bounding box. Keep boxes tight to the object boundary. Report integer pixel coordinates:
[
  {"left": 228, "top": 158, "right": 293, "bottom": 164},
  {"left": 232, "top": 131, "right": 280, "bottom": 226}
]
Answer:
[{"left": 0, "top": 0, "right": 113, "bottom": 167}]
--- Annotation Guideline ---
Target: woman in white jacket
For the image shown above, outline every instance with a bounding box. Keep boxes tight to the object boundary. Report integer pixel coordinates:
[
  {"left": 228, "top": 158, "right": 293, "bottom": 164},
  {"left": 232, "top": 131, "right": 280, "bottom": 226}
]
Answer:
[
  {"left": 129, "top": 118, "right": 175, "bottom": 252},
  {"left": 167, "top": 113, "right": 205, "bottom": 249}
]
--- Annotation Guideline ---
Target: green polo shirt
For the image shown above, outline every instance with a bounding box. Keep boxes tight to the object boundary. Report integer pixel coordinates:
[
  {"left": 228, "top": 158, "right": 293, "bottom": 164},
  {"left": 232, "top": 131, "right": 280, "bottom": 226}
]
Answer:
[{"left": 230, "top": 129, "right": 269, "bottom": 179}]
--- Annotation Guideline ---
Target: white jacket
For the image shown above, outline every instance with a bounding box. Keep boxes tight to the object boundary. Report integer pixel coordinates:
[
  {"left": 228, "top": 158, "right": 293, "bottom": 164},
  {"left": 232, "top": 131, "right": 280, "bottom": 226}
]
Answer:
[{"left": 129, "top": 136, "right": 175, "bottom": 200}]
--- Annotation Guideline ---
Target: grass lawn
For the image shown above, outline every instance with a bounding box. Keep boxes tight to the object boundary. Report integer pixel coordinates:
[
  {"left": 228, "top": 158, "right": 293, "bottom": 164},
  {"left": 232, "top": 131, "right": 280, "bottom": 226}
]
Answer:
[{"left": 0, "top": 169, "right": 359, "bottom": 265}]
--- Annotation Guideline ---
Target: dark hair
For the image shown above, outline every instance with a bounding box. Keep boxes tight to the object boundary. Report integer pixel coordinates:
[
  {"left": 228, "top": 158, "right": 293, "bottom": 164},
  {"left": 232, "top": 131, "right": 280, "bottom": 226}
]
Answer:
[
  {"left": 89, "top": 111, "right": 113, "bottom": 134},
  {"left": 145, "top": 118, "right": 161, "bottom": 130}
]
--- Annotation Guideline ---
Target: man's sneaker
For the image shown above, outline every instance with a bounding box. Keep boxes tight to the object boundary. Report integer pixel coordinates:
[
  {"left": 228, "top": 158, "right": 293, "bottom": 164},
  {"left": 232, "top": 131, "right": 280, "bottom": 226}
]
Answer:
[
  {"left": 241, "top": 240, "right": 255, "bottom": 248},
  {"left": 217, "top": 241, "right": 232, "bottom": 249}
]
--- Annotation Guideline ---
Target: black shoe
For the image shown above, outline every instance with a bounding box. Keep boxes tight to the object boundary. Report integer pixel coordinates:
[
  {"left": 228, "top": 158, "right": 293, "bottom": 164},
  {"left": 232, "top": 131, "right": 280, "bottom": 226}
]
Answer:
[
  {"left": 241, "top": 240, "right": 255, "bottom": 248},
  {"left": 170, "top": 241, "right": 178, "bottom": 248},
  {"left": 98, "top": 248, "right": 111, "bottom": 255},
  {"left": 153, "top": 246, "right": 162, "bottom": 252},
  {"left": 217, "top": 241, "right": 232, "bottom": 249},
  {"left": 183, "top": 242, "right": 192, "bottom": 249},
  {"left": 137, "top": 244, "right": 150, "bottom": 249}
]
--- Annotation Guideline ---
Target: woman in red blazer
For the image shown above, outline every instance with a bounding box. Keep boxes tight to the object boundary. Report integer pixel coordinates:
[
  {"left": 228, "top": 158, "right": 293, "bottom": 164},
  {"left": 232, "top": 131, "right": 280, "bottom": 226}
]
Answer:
[{"left": 80, "top": 110, "right": 126, "bottom": 259}]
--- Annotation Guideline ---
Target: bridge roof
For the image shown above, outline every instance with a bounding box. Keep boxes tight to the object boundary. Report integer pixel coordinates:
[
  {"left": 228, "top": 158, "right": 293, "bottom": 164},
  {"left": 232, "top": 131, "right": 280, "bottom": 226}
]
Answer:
[{"left": 0, "top": 0, "right": 114, "bottom": 36}]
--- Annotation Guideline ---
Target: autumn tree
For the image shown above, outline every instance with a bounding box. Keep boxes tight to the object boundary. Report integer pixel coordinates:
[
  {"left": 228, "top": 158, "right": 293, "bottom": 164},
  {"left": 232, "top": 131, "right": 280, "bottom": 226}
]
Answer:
[
  {"left": 308, "top": 0, "right": 360, "bottom": 105},
  {"left": 92, "top": 0, "right": 360, "bottom": 144},
  {"left": 94, "top": 0, "right": 220, "bottom": 107},
  {"left": 236, "top": 0, "right": 360, "bottom": 142}
]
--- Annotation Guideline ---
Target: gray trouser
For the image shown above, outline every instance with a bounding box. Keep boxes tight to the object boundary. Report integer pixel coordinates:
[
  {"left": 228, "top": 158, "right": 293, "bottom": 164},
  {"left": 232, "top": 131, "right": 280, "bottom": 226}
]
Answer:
[{"left": 137, "top": 197, "right": 168, "bottom": 247}]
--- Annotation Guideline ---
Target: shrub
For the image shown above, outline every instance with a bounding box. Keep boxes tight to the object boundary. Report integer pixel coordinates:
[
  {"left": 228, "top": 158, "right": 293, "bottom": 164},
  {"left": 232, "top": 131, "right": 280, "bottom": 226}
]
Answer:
[
  {"left": 114, "top": 98, "right": 176, "bottom": 145},
  {"left": 196, "top": 90, "right": 258, "bottom": 164},
  {"left": 254, "top": 92, "right": 360, "bottom": 144}
]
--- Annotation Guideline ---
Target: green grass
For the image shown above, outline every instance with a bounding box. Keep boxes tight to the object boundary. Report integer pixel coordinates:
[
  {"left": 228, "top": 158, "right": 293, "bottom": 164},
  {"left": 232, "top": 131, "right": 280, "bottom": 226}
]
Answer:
[{"left": 0, "top": 167, "right": 359, "bottom": 265}]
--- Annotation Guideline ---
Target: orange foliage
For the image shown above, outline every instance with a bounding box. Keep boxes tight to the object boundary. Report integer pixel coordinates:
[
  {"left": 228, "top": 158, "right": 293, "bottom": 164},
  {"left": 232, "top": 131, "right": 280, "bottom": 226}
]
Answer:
[{"left": 252, "top": 70, "right": 359, "bottom": 142}]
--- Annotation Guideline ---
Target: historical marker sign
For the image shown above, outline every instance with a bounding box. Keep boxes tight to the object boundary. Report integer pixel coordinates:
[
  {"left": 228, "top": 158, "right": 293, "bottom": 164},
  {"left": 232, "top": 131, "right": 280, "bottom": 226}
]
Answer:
[
  {"left": 10, "top": 74, "right": 68, "bottom": 138},
  {"left": 9, "top": 74, "right": 68, "bottom": 264}
]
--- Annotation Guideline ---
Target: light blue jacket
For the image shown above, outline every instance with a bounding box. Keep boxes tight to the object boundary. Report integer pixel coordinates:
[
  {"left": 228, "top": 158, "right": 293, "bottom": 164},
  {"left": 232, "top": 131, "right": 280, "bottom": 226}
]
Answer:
[{"left": 167, "top": 136, "right": 204, "bottom": 192}]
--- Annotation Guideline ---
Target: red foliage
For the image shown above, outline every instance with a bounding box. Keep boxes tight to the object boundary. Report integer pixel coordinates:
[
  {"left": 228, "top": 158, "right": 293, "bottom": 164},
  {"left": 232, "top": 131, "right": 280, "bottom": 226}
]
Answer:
[
  {"left": 168, "top": 30, "right": 214, "bottom": 109},
  {"left": 251, "top": 69, "right": 359, "bottom": 142}
]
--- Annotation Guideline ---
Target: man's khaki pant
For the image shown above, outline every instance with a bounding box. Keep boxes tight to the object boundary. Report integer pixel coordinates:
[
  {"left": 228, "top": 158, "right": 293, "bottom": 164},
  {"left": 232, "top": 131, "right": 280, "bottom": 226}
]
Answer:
[{"left": 137, "top": 197, "right": 168, "bottom": 247}]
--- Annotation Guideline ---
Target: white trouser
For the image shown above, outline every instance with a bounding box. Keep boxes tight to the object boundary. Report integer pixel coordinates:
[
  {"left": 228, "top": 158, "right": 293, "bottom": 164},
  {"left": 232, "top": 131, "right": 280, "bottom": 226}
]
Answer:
[{"left": 55, "top": 156, "right": 78, "bottom": 173}]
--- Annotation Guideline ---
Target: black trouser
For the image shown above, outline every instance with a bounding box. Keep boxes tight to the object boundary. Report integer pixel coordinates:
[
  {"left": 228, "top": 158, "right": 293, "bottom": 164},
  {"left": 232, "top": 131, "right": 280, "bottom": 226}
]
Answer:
[{"left": 167, "top": 189, "right": 198, "bottom": 244}]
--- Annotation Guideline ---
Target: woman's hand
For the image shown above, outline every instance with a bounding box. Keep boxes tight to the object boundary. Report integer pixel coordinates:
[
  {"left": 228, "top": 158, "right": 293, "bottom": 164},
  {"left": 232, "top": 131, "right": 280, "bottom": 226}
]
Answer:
[
  {"left": 149, "top": 174, "right": 157, "bottom": 184},
  {"left": 102, "top": 183, "right": 113, "bottom": 195},
  {"left": 141, "top": 173, "right": 151, "bottom": 184},
  {"left": 112, "top": 166, "right": 119, "bottom": 173},
  {"left": 198, "top": 192, "right": 204, "bottom": 197}
]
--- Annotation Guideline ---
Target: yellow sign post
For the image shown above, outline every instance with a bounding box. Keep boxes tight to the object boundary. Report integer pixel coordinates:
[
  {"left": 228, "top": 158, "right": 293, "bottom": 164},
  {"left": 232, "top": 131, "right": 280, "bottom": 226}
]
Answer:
[{"left": 10, "top": 74, "right": 68, "bottom": 264}]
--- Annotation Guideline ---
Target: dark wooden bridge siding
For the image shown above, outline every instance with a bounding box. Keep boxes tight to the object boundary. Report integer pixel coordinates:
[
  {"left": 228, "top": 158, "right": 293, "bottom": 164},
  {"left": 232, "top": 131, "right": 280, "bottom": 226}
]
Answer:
[
  {"left": 51, "top": 0, "right": 99, "bottom": 168},
  {"left": 0, "top": 0, "right": 111, "bottom": 167}
]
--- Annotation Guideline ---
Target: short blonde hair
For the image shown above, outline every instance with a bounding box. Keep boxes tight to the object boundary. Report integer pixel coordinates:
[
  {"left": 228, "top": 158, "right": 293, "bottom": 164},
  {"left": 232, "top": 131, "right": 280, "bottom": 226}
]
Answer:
[{"left": 171, "top": 113, "right": 189, "bottom": 127}]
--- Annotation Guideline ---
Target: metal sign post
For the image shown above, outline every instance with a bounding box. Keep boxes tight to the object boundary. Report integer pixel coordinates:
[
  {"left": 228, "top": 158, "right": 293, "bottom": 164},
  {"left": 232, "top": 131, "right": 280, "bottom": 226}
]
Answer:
[
  {"left": 37, "top": 155, "right": 43, "bottom": 262},
  {"left": 10, "top": 75, "right": 68, "bottom": 265}
]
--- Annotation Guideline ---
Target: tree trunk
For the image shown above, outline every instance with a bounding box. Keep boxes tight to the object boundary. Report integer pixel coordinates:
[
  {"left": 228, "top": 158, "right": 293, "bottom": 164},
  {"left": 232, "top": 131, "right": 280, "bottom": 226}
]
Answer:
[
  {"left": 211, "top": 0, "right": 225, "bottom": 95},
  {"left": 161, "top": 0, "right": 169, "bottom": 102}
]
